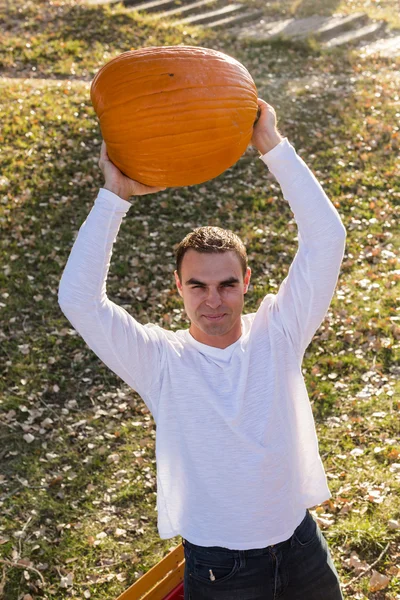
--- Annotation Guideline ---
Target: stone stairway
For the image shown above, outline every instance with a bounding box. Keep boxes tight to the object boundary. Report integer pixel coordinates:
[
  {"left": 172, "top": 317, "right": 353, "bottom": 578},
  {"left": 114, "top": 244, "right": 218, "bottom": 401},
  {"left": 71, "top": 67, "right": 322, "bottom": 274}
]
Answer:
[
  {"left": 88, "top": 0, "right": 400, "bottom": 56},
  {"left": 110, "top": 0, "right": 264, "bottom": 29},
  {"left": 234, "top": 12, "right": 386, "bottom": 45}
]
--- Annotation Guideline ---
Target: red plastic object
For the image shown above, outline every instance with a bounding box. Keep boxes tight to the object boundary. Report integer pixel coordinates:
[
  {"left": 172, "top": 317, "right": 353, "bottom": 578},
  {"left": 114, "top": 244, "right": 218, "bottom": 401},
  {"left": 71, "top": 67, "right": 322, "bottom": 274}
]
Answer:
[{"left": 163, "top": 582, "right": 184, "bottom": 600}]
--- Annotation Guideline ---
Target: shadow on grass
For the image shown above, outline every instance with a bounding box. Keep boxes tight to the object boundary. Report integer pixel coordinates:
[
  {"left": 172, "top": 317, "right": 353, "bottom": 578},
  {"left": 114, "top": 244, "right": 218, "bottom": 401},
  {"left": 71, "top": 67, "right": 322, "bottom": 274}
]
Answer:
[{"left": 1, "top": 1, "right": 222, "bottom": 79}]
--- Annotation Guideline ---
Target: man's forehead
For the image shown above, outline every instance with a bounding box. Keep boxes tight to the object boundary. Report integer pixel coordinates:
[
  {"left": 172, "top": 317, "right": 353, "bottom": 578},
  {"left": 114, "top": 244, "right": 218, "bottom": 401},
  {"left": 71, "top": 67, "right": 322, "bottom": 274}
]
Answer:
[{"left": 181, "top": 249, "right": 242, "bottom": 277}]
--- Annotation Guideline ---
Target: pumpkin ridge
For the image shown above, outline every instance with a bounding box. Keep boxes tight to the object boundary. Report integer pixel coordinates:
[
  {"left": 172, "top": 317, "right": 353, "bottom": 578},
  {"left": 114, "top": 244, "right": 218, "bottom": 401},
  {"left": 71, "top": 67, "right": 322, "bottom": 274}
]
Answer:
[
  {"left": 131, "top": 143, "right": 248, "bottom": 159},
  {"left": 134, "top": 97, "right": 255, "bottom": 109},
  {"left": 91, "top": 47, "right": 254, "bottom": 87},
  {"left": 91, "top": 55, "right": 254, "bottom": 85},
  {"left": 111, "top": 130, "right": 252, "bottom": 152},
  {"left": 92, "top": 52, "right": 248, "bottom": 76},
  {"left": 131, "top": 140, "right": 251, "bottom": 161},
  {"left": 95, "top": 84, "right": 257, "bottom": 116},
  {"left": 130, "top": 106, "right": 255, "bottom": 121},
  {"left": 103, "top": 46, "right": 243, "bottom": 61},
  {"left": 109, "top": 119, "right": 252, "bottom": 134},
  {"left": 109, "top": 59, "right": 255, "bottom": 83}
]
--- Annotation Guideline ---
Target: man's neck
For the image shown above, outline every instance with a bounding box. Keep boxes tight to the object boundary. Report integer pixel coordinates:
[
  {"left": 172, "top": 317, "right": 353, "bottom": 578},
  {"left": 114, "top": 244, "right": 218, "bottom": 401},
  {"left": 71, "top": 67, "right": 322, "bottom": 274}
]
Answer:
[{"left": 188, "top": 322, "right": 242, "bottom": 349}]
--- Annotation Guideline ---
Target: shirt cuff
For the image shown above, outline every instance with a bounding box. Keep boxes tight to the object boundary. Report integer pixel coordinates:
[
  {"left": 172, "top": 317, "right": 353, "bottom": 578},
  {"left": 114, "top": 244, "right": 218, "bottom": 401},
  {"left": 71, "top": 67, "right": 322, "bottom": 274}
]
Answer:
[
  {"left": 258, "top": 138, "right": 306, "bottom": 184},
  {"left": 96, "top": 188, "right": 133, "bottom": 211},
  {"left": 258, "top": 137, "right": 289, "bottom": 163}
]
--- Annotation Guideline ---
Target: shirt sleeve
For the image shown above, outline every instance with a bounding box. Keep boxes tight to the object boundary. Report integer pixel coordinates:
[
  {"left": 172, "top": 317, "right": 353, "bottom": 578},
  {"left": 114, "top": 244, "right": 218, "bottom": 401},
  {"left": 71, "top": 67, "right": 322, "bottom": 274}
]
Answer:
[
  {"left": 58, "top": 188, "right": 164, "bottom": 420},
  {"left": 260, "top": 138, "right": 347, "bottom": 360}
]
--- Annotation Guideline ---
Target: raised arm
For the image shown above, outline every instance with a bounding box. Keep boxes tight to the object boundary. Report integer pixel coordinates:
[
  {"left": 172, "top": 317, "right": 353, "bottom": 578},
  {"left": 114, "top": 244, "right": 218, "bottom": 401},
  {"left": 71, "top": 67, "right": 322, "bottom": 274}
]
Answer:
[
  {"left": 58, "top": 143, "right": 166, "bottom": 418},
  {"left": 252, "top": 99, "right": 347, "bottom": 360}
]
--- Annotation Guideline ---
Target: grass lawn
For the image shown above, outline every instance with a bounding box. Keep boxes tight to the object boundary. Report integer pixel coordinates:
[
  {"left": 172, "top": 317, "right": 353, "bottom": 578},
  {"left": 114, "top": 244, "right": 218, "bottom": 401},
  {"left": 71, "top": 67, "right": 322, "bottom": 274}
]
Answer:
[{"left": 0, "top": 1, "right": 399, "bottom": 599}]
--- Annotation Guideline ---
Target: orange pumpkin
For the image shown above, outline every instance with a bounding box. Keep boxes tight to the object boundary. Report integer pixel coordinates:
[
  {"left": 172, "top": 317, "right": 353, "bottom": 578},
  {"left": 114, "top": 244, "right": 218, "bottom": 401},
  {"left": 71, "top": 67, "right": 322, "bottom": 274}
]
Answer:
[{"left": 90, "top": 46, "right": 258, "bottom": 188}]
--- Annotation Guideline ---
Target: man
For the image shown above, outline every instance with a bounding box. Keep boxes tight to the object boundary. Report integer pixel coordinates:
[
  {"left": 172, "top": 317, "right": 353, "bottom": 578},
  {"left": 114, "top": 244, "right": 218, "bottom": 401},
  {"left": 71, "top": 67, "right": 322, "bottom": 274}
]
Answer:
[{"left": 58, "top": 98, "right": 346, "bottom": 599}]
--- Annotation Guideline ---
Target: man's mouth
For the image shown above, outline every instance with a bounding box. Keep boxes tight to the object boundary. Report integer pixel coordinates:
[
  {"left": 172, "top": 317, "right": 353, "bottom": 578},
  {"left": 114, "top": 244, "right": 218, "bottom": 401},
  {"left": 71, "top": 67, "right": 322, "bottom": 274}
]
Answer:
[{"left": 203, "top": 314, "right": 226, "bottom": 321}]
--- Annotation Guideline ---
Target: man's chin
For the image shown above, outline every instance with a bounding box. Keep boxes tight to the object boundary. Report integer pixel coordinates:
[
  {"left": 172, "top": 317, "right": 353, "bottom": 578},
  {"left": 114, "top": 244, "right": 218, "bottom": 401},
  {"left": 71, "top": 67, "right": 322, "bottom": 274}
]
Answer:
[
  {"left": 203, "top": 325, "right": 228, "bottom": 335},
  {"left": 198, "top": 318, "right": 231, "bottom": 336}
]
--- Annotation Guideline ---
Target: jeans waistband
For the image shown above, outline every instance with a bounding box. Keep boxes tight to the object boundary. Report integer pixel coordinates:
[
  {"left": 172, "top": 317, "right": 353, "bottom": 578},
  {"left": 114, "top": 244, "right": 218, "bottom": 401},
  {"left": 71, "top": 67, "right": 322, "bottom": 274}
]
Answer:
[{"left": 182, "top": 509, "right": 309, "bottom": 556}]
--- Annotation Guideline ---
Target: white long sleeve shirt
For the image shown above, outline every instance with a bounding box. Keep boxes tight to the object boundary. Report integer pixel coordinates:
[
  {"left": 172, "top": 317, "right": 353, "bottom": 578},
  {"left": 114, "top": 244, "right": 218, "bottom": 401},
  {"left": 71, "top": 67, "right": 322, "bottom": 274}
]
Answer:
[{"left": 58, "top": 138, "right": 346, "bottom": 550}]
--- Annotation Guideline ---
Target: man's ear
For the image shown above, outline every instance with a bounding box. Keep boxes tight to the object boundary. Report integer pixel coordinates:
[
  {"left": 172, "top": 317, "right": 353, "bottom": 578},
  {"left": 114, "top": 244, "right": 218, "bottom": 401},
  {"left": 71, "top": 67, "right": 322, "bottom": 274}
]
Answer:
[
  {"left": 244, "top": 267, "right": 251, "bottom": 294},
  {"left": 174, "top": 270, "right": 183, "bottom": 298}
]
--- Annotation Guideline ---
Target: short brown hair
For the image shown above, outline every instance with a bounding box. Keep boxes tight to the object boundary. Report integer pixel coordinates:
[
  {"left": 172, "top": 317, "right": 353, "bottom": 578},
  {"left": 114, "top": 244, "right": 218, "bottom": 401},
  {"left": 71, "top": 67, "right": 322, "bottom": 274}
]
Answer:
[{"left": 175, "top": 226, "right": 248, "bottom": 282}]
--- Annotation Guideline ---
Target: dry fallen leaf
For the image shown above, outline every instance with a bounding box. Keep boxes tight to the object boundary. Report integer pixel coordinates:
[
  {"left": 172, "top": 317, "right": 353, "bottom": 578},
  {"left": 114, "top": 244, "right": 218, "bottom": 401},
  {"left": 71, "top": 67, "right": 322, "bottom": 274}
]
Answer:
[
  {"left": 314, "top": 514, "right": 335, "bottom": 528},
  {"left": 367, "top": 489, "right": 385, "bottom": 503},
  {"left": 114, "top": 528, "right": 127, "bottom": 538},
  {"left": 388, "top": 519, "right": 400, "bottom": 530},
  {"left": 106, "top": 453, "right": 120, "bottom": 464},
  {"left": 369, "top": 569, "right": 390, "bottom": 592},
  {"left": 60, "top": 572, "right": 74, "bottom": 588},
  {"left": 347, "top": 551, "right": 370, "bottom": 574}
]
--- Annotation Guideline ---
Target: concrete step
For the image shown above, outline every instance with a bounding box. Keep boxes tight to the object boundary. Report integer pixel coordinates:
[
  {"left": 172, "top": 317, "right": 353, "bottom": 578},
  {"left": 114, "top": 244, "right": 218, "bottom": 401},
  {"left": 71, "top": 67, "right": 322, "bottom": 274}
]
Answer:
[
  {"left": 207, "top": 9, "right": 263, "bottom": 29},
  {"left": 306, "top": 12, "right": 369, "bottom": 41},
  {"left": 85, "top": 0, "right": 191, "bottom": 7},
  {"left": 235, "top": 13, "right": 388, "bottom": 48},
  {"left": 85, "top": 0, "right": 120, "bottom": 4},
  {"left": 282, "top": 14, "right": 368, "bottom": 40},
  {"left": 359, "top": 33, "right": 400, "bottom": 57},
  {"left": 324, "top": 20, "right": 387, "bottom": 47},
  {"left": 235, "top": 15, "right": 338, "bottom": 42},
  {"left": 158, "top": 0, "right": 223, "bottom": 19},
  {"left": 130, "top": 0, "right": 194, "bottom": 14},
  {"left": 121, "top": 0, "right": 173, "bottom": 6},
  {"left": 173, "top": 3, "right": 243, "bottom": 25}
]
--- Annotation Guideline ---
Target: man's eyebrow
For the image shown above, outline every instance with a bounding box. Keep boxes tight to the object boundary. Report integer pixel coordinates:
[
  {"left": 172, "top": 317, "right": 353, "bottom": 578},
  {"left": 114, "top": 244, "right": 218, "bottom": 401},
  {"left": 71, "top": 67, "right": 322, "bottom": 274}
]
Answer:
[{"left": 185, "top": 277, "right": 240, "bottom": 286}]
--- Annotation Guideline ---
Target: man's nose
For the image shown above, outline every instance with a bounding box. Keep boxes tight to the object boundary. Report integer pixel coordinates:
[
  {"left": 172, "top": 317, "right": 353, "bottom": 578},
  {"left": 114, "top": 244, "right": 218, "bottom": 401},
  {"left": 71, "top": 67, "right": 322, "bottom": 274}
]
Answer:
[{"left": 205, "top": 288, "right": 222, "bottom": 309}]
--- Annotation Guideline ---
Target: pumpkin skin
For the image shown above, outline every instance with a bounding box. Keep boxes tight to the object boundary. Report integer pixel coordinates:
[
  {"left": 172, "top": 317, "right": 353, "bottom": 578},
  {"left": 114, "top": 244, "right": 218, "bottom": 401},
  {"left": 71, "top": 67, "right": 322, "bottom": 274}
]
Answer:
[{"left": 90, "top": 46, "right": 258, "bottom": 187}]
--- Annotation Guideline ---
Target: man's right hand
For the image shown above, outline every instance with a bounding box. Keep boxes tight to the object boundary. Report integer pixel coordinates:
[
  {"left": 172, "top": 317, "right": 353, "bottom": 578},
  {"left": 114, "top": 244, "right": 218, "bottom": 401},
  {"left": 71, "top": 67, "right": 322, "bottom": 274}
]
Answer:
[{"left": 98, "top": 140, "right": 167, "bottom": 200}]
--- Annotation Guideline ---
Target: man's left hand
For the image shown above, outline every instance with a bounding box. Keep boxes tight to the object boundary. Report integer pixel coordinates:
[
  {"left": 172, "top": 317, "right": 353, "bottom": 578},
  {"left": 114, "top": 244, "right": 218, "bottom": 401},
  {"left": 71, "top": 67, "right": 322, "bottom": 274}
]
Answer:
[{"left": 251, "top": 98, "right": 283, "bottom": 156}]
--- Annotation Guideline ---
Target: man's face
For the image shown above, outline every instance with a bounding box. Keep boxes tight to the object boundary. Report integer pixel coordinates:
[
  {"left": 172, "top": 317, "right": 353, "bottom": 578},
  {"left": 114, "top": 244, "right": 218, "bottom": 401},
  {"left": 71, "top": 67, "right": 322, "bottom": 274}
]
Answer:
[{"left": 174, "top": 249, "right": 251, "bottom": 349}]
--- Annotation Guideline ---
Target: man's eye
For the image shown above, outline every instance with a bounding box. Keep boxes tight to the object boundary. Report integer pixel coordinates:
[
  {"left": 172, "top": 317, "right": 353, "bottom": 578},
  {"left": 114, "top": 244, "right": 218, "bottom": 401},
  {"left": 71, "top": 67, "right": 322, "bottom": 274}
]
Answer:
[{"left": 192, "top": 286, "right": 204, "bottom": 289}]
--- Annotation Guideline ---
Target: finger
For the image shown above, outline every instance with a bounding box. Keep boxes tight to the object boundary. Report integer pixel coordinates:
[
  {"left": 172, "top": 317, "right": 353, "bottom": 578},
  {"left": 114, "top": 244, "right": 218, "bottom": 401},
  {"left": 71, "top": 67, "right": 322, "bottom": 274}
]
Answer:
[
  {"left": 257, "top": 98, "right": 270, "bottom": 108},
  {"left": 99, "top": 142, "right": 105, "bottom": 167},
  {"left": 144, "top": 186, "right": 167, "bottom": 194},
  {"left": 257, "top": 102, "right": 270, "bottom": 116},
  {"left": 100, "top": 140, "right": 111, "bottom": 162},
  {"left": 253, "top": 106, "right": 262, "bottom": 126},
  {"left": 258, "top": 98, "right": 275, "bottom": 113},
  {"left": 135, "top": 183, "right": 167, "bottom": 195}
]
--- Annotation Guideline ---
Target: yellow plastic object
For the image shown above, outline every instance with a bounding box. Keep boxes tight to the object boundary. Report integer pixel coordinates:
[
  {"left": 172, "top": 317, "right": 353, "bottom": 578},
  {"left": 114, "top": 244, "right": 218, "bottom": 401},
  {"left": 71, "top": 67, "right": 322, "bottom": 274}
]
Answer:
[{"left": 116, "top": 543, "right": 185, "bottom": 600}]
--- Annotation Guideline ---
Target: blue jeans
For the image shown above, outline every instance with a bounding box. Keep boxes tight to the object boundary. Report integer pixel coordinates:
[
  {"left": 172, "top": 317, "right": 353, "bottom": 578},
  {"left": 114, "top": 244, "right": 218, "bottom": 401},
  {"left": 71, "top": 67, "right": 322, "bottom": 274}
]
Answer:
[{"left": 182, "top": 509, "right": 344, "bottom": 599}]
